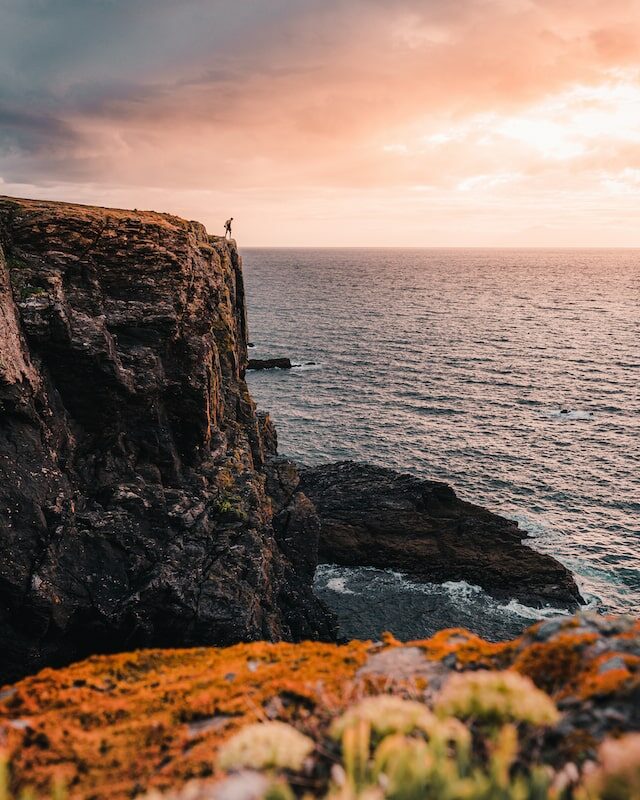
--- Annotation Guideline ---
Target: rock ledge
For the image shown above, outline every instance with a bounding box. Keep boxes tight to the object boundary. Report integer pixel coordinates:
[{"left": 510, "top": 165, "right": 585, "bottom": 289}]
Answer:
[{"left": 301, "top": 461, "right": 582, "bottom": 608}]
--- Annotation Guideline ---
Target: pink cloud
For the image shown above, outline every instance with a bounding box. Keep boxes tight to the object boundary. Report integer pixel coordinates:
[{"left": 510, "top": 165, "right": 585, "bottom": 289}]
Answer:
[{"left": 2, "top": 0, "right": 640, "bottom": 244}]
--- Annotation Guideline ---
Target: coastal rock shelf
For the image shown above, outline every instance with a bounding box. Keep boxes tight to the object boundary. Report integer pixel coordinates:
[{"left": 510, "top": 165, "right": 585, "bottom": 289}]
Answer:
[
  {"left": 247, "top": 357, "right": 292, "bottom": 370},
  {"left": 0, "top": 614, "right": 638, "bottom": 800},
  {"left": 301, "top": 462, "right": 582, "bottom": 608},
  {"left": 0, "top": 196, "right": 335, "bottom": 683}
]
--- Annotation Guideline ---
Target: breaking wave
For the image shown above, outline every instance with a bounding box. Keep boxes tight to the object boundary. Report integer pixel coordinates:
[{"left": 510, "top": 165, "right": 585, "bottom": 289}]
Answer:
[{"left": 314, "top": 565, "right": 575, "bottom": 642}]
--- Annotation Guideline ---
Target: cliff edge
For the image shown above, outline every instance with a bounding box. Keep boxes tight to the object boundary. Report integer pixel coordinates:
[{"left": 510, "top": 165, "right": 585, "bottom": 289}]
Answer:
[{"left": 0, "top": 196, "right": 335, "bottom": 683}]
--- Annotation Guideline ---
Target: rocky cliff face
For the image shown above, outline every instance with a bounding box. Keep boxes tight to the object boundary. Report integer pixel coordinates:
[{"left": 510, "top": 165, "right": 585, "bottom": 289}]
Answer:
[{"left": 0, "top": 196, "right": 335, "bottom": 683}]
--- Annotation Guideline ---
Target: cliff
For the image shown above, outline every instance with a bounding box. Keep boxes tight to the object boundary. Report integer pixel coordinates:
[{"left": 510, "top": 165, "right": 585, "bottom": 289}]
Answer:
[
  {"left": 0, "top": 196, "right": 583, "bottom": 688},
  {"left": 0, "top": 196, "right": 335, "bottom": 683},
  {"left": 0, "top": 614, "right": 638, "bottom": 799}
]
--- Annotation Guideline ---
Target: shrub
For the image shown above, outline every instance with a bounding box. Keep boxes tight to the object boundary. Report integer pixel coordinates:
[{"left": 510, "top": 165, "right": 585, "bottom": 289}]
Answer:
[
  {"left": 217, "top": 721, "right": 314, "bottom": 772},
  {"left": 435, "top": 669, "right": 560, "bottom": 727}
]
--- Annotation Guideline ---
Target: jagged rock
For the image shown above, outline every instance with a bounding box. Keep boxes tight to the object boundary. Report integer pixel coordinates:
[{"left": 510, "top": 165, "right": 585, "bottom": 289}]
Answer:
[
  {"left": 0, "top": 196, "right": 335, "bottom": 683},
  {"left": 0, "top": 614, "right": 638, "bottom": 800},
  {"left": 300, "top": 461, "right": 582, "bottom": 609},
  {"left": 247, "top": 358, "right": 292, "bottom": 370}
]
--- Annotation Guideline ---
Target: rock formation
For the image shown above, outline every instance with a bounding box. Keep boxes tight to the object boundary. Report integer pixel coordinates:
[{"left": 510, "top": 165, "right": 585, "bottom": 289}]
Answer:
[
  {"left": 301, "top": 462, "right": 582, "bottom": 608},
  {"left": 0, "top": 195, "right": 586, "bottom": 687},
  {"left": 0, "top": 196, "right": 335, "bottom": 683},
  {"left": 1, "top": 613, "right": 638, "bottom": 799},
  {"left": 247, "top": 357, "right": 292, "bottom": 370}
]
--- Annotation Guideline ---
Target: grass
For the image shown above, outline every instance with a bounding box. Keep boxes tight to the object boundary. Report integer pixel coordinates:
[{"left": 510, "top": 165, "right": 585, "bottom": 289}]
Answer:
[{"left": 213, "top": 492, "right": 248, "bottom": 521}]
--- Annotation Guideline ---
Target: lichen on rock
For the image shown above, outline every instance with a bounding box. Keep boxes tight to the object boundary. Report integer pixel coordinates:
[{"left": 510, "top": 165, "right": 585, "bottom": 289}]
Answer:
[{"left": 0, "top": 614, "right": 638, "bottom": 799}]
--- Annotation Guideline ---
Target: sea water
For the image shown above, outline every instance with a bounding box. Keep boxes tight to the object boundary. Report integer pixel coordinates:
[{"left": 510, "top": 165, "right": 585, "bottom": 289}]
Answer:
[{"left": 243, "top": 248, "right": 640, "bottom": 640}]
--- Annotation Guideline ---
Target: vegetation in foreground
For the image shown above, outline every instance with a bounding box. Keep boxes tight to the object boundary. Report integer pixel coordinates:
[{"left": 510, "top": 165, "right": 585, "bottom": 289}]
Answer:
[
  {"left": 210, "top": 670, "right": 640, "bottom": 800},
  {"left": 3, "top": 669, "right": 639, "bottom": 800},
  {"left": 1, "top": 615, "right": 638, "bottom": 800}
]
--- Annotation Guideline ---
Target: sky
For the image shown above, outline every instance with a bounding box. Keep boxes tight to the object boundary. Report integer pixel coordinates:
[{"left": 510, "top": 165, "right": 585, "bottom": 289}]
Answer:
[{"left": 1, "top": 0, "right": 640, "bottom": 246}]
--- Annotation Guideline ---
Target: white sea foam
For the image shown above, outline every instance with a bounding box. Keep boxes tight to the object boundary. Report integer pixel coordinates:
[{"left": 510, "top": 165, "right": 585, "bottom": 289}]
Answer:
[
  {"left": 550, "top": 410, "right": 593, "bottom": 420},
  {"left": 438, "top": 579, "right": 569, "bottom": 622},
  {"left": 314, "top": 564, "right": 585, "bottom": 639},
  {"left": 326, "top": 576, "right": 355, "bottom": 594},
  {"left": 440, "top": 580, "right": 483, "bottom": 599},
  {"left": 497, "top": 598, "right": 570, "bottom": 621},
  {"left": 317, "top": 564, "right": 356, "bottom": 594},
  {"left": 292, "top": 362, "right": 323, "bottom": 371}
]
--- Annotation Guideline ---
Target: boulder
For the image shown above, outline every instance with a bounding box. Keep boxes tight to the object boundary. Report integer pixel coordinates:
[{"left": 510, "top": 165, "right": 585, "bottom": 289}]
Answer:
[{"left": 247, "top": 358, "right": 292, "bottom": 370}]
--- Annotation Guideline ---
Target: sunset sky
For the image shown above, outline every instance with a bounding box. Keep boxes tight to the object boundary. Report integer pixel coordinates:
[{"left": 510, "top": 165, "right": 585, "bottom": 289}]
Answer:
[{"left": 1, "top": 0, "right": 640, "bottom": 246}]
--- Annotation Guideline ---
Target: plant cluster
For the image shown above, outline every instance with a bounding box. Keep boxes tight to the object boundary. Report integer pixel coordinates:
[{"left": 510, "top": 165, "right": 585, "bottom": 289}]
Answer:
[
  {"left": 213, "top": 491, "right": 247, "bottom": 520},
  {"left": 216, "top": 670, "right": 640, "bottom": 800}
]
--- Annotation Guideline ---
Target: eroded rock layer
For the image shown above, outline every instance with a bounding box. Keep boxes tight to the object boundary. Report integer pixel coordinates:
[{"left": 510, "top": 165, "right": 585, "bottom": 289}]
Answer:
[{"left": 0, "top": 196, "right": 335, "bottom": 683}]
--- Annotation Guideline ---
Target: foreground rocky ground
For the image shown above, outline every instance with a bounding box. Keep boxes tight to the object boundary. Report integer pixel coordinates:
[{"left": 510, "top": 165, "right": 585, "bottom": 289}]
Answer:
[{"left": 0, "top": 613, "right": 638, "bottom": 799}]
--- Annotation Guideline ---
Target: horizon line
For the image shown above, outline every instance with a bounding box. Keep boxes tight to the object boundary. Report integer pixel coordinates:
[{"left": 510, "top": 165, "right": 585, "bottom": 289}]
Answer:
[{"left": 239, "top": 244, "right": 640, "bottom": 250}]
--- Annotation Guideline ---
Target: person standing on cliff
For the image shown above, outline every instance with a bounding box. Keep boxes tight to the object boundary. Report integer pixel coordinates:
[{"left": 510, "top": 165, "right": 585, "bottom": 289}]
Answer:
[{"left": 224, "top": 217, "right": 233, "bottom": 238}]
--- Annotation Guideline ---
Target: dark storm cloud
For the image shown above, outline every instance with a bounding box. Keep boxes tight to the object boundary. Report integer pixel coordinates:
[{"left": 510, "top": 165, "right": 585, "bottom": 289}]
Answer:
[
  {"left": 0, "top": 106, "right": 77, "bottom": 152},
  {"left": 0, "top": 0, "right": 356, "bottom": 178}
]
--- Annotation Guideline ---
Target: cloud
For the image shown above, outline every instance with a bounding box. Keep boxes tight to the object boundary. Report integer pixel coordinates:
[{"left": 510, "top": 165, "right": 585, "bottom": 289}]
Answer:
[
  {"left": 1, "top": 0, "right": 640, "bottom": 243},
  {"left": 0, "top": 106, "right": 78, "bottom": 152}
]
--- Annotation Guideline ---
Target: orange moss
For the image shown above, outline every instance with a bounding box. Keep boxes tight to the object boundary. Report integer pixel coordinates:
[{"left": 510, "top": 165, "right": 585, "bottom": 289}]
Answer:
[
  {"left": 0, "top": 641, "right": 371, "bottom": 800},
  {"left": 619, "top": 620, "right": 640, "bottom": 640},
  {"left": 577, "top": 654, "right": 640, "bottom": 701},
  {"left": 1, "top": 620, "right": 637, "bottom": 800},
  {"left": 512, "top": 632, "right": 599, "bottom": 695},
  {"left": 413, "top": 628, "right": 515, "bottom": 669}
]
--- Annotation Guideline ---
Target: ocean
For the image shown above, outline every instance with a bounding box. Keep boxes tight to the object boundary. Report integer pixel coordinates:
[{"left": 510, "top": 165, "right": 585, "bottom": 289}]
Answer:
[{"left": 243, "top": 248, "right": 640, "bottom": 641}]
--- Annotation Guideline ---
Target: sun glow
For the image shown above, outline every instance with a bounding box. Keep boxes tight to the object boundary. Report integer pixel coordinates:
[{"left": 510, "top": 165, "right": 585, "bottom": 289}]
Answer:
[
  {"left": 385, "top": 74, "right": 640, "bottom": 164},
  {"left": 2, "top": 2, "right": 640, "bottom": 245}
]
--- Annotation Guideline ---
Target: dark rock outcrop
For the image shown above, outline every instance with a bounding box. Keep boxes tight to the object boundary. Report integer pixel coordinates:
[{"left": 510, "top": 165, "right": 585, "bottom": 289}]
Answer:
[
  {"left": 247, "top": 358, "right": 292, "bottom": 370},
  {"left": 300, "top": 461, "right": 582, "bottom": 609},
  {"left": 0, "top": 196, "right": 335, "bottom": 683},
  {"left": 0, "top": 195, "right": 586, "bottom": 685}
]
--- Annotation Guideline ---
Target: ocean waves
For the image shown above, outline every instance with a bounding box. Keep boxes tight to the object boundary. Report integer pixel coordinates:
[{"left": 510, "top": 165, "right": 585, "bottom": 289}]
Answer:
[
  {"left": 314, "top": 565, "right": 576, "bottom": 642},
  {"left": 244, "top": 246, "right": 640, "bottom": 635}
]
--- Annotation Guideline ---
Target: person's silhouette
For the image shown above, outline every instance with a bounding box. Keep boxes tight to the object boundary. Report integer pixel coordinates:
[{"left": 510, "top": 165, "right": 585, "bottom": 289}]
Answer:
[{"left": 224, "top": 217, "right": 233, "bottom": 238}]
